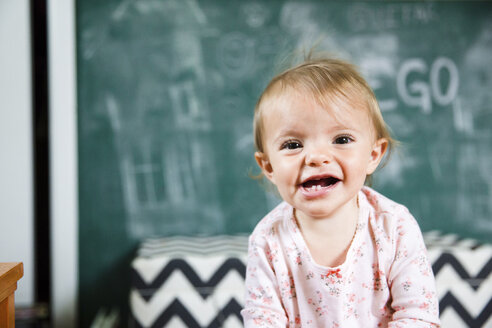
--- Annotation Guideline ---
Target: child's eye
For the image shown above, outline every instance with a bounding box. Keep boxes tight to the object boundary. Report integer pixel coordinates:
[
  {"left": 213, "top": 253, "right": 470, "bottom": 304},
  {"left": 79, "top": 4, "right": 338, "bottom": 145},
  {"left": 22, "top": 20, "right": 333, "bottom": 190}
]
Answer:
[
  {"left": 281, "top": 140, "right": 302, "bottom": 150},
  {"left": 334, "top": 135, "right": 353, "bottom": 144}
]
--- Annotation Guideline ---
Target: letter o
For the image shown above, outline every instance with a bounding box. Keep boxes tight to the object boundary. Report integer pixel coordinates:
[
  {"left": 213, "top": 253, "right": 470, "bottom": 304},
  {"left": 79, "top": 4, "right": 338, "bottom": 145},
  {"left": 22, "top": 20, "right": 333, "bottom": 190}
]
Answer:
[{"left": 430, "top": 57, "right": 459, "bottom": 106}]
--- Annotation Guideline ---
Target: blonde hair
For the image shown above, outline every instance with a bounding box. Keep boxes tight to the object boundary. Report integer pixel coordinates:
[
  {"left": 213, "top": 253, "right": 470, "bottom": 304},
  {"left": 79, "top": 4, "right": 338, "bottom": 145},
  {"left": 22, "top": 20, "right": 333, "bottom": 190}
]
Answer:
[{"left": 253, "top": 57, "right": 397, "bottom": 183}]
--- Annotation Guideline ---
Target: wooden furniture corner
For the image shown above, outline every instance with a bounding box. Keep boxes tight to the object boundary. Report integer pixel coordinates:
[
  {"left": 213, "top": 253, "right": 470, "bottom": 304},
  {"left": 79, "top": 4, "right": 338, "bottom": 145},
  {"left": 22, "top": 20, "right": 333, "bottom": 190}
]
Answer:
[{"left": 0, "top": 263, "right": 23, "bottom": 328}]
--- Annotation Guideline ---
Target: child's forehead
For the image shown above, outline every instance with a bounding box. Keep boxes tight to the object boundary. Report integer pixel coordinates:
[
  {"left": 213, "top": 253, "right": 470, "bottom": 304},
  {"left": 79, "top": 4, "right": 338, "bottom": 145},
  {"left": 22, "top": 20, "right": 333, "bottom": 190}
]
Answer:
[{"left": 262, "top": 85, "right": 370, "bottom": 119}]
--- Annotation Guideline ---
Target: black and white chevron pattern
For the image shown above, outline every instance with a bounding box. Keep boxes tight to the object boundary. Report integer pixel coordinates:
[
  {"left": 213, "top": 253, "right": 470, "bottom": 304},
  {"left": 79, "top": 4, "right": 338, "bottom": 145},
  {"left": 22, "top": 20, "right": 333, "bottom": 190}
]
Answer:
[
  {"left": 130, "top": 236, "right": 248, "bottom": 328},
  {"left": 427, "top": 232, "right": 492, "bottom": 328},
  {"left": 130, "top": 233, "right": 492, "bottom": 327}
]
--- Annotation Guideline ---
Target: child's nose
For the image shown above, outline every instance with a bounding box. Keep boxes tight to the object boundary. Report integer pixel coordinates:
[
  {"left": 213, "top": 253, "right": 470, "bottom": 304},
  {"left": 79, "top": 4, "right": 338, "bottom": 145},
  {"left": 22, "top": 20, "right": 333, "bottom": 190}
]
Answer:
[{"left": 305, "top": 146, "right": 332, "bottom": 166}]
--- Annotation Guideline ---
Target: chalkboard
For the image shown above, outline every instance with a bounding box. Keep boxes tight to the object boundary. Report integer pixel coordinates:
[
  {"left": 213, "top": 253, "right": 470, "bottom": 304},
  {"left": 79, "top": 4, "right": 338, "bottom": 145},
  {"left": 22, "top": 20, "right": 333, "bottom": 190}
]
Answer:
[{"left": 76, "top": 0, "right": 492, "bottom": 325}]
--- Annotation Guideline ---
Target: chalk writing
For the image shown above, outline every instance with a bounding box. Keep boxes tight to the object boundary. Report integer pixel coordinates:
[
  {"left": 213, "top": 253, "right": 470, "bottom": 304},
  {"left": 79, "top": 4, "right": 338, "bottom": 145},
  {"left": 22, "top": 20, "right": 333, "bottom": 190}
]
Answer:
[
  {"left": 348, "top": 3, "right": 436, "bottom": 31},
  {"left": 397, "top": 57, "right": 459, "bottom": 114},
  {"left": 217, "top": 32, "right": 255, "bottom": 78},
  {"left": 241, "top": 3, "right": 269, "bottom": 28},
  {"left": 169, "top": 80, "right": 210, "bottom": 130}
]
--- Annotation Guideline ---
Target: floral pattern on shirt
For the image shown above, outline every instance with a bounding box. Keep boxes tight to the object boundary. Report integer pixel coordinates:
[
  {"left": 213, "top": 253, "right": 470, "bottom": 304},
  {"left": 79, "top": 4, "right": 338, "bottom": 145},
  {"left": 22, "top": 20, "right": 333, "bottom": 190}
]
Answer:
[{"left": 241, "top": 187, "right": 440, "bottom": 327}]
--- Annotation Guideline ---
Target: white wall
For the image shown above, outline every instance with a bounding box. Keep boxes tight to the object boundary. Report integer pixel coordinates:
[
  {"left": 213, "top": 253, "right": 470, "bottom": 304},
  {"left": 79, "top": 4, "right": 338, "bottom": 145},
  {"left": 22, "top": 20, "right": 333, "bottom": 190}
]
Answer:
[
  {"left": 0, "top": 3, "right": 78, "bottom": 324},
  {"left": 48, "top": 0, "right": 78, "bottom": 327},
  {"left": 0, "top": 0, "right": 34, "bottom": 306}
]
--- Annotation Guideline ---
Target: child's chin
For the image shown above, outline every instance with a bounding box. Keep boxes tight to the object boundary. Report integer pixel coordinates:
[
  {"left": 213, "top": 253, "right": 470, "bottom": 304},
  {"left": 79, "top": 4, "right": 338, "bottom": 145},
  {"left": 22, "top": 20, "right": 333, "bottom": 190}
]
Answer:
[{"left": 296, "top": 206, "right": 335, "bottom": 220}]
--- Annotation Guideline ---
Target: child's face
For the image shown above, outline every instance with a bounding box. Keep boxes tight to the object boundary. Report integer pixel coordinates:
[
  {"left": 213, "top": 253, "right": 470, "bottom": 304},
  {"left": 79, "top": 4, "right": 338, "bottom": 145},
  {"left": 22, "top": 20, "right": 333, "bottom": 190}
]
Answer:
[{"left": 255, "top": 90, "right": 387, "bottom": 222}]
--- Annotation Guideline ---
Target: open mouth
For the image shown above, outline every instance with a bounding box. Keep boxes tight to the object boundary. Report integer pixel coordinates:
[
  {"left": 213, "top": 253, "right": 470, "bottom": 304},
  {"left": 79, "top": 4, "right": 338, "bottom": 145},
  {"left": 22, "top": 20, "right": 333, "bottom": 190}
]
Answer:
[{"left": 301, "top": 176, "right": 340, "bottom": 191}]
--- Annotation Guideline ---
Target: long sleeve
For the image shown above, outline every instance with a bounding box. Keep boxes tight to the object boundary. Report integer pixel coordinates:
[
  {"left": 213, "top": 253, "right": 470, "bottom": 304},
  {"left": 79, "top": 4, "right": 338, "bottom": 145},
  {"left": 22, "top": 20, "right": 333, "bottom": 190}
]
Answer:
[
  {"left": 387, "top": 210, "right": 440, "bottom": 327},
  {"left": 241, "top": 236, "right": 288, "bottom": 327}
]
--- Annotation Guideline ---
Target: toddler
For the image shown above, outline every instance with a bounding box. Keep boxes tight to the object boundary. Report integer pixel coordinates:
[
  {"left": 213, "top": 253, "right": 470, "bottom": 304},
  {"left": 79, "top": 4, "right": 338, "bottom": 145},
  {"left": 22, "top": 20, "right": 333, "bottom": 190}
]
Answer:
[{"left": 241, "top": 57, "right": 440, "bottom": 327}]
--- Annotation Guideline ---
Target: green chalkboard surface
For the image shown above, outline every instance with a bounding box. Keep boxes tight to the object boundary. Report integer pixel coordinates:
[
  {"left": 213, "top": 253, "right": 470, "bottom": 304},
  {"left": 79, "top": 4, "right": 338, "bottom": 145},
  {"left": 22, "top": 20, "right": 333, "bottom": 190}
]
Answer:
[{"left": 77, "top": 0, "right": 492, "bottom": 325}]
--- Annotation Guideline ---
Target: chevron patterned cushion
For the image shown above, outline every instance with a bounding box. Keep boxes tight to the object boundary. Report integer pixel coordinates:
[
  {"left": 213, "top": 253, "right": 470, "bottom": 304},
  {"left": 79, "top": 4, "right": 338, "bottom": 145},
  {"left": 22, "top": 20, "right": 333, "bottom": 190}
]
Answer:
[
  {"left": 130, "top": 236, "right": 248, "bottom": 327},
  {"left": 424, "top": 231, "right": 492, "bottom": 327},
  {"left": 130, "top": 232, "right": 492, "bottom": 327}
]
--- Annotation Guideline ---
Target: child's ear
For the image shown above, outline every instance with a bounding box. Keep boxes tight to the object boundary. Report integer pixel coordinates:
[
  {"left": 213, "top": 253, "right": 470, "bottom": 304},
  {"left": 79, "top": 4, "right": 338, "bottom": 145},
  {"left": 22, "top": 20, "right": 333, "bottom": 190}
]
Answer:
[
  {"left": 255, "top": 151, "right": 274, "bottom": 182},
  {"left": 366, "top": 138, "right": 388, "bottom": 175}
]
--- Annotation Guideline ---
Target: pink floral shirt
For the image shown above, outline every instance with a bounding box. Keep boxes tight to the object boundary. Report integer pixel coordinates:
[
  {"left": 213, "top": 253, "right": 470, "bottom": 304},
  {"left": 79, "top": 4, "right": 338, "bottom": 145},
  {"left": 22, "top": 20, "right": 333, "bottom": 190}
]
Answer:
[{"left": 241, "top": 187, "right": 440, "bottom": 327}]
